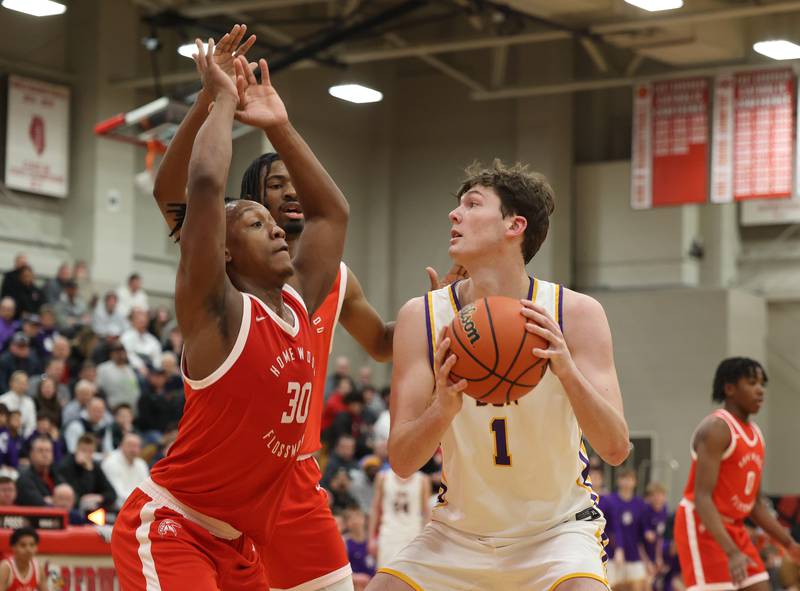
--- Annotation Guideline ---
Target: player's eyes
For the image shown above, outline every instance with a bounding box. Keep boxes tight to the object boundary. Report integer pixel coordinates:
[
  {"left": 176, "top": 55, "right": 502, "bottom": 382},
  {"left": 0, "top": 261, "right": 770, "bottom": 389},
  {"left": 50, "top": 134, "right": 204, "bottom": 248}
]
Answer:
[
  {"left": 268, "top": 184, "right": 283, "bottom": 190},
  {"left": 252, "top": 221, "right": 263, "bottom": 228}
]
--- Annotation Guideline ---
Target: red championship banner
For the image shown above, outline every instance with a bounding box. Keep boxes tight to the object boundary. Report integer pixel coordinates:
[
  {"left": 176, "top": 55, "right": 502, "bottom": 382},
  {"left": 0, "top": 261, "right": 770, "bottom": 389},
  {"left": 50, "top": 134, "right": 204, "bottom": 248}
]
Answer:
[
  {"left": 712, "top": 68, "right": 795, "bottom": 203},
  {"left": 631, "top": 78, "right": 709, "bottom": 209}
]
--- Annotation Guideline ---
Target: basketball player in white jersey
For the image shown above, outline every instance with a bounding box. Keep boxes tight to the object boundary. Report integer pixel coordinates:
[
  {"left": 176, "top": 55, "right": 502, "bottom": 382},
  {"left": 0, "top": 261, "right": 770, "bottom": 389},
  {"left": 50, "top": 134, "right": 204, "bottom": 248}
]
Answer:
[
  {"left": 368, "top": 470, "right": 431, "bottom": 568},
  {"left": 366, "top": 160, "right": 631, "bottom": 591}
]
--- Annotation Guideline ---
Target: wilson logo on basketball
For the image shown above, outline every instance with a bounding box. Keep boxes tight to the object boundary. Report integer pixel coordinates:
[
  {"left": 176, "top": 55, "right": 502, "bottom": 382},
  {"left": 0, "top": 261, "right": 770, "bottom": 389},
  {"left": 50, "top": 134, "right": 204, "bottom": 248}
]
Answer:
[
  {"left": 157, "top": 519, "right": 181, "bottom": 537},
  {"left": 459, "top": 305, "right": 480, "bottom": 345}
]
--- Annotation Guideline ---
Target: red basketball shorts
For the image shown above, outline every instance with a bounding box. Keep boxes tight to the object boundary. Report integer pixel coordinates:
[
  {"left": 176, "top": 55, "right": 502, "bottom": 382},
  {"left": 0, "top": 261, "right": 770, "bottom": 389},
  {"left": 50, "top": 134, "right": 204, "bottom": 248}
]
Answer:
[
  {"left": 674, "top": 500, "right": 768, "bottom": 591},
  {"left": 112, "top": 487, "right": 268, "bottom": 591},
  {"left": 260, "top": 456, "right": 351, "bottom": 591}
]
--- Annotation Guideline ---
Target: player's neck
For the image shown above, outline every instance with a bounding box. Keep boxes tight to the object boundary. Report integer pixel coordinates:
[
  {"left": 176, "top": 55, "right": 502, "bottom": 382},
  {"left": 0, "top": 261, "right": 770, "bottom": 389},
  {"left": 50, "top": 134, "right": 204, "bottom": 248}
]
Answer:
[
  {"left": 13, "top": 556, "right": 31, "bottom": 574},
  {"left": 234, "top": 278, "right": 292, "bottom": 321},
  {"left": 286, "top": 233, "right": 300, "bottom": 257},
  {"left": 460, "top": 265, "right": 529, "bottom": 303},
  {"left": 723, "top": 402, "right": 750, "bottom": 423}
]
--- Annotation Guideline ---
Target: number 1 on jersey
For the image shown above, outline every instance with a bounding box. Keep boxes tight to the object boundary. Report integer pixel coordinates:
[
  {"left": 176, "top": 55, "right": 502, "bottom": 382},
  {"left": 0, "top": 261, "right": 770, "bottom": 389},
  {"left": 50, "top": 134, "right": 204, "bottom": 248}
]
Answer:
[{"left": 491, "top": 418, "right": 511, "bottom": 466}]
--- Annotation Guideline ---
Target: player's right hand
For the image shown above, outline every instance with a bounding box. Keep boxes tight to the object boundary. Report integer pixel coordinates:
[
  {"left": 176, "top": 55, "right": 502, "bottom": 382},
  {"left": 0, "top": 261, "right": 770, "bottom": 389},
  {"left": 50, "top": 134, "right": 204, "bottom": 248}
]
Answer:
[
  {"left": 210, "top": 24, "right": 256, "bottom": 84},
  {"left": 426, "top": 264, "right": 467, "bottom": 291},
  {"left": 192, "top": 38, "right": 238, "bottom": 102},
  {"left": 726, "top": 550, "right": 753, "bottom": 585},
  {"left": 432, "top": 330, "right": 466, "bottom": 418}
]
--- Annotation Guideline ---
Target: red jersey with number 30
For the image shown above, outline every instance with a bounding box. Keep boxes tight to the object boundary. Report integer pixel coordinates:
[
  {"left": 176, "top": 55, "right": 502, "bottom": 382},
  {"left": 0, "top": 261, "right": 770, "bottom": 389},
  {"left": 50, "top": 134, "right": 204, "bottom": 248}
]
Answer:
[
  {"left": 682, "top": 408, "right": 765, "bottom": 521},
  {"left": 150, "top": 286, "right": 317, "bottom": 544},
  {"left": 300, "top": 262, "right": 348, "bottom": 455}
]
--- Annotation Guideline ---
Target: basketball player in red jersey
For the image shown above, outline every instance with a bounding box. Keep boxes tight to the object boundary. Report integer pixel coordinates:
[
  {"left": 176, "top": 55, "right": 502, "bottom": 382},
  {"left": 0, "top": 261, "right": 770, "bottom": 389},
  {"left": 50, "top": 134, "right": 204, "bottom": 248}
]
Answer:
[
  {"left": 111, "top": 35, "right": 349, "bottom": 590},
  {"left": 0, "top": 528, "right": 46, "bottom": 591},
  {"left": 675, "top": 357, "right": 800, "bottom": 591}
]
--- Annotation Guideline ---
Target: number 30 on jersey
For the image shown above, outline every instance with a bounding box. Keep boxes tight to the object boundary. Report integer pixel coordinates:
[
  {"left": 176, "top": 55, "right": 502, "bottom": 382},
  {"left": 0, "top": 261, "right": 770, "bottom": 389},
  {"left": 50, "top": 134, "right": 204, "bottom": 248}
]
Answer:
[{"left": 282, "top": 382, "right": 312, "bottom": 424}]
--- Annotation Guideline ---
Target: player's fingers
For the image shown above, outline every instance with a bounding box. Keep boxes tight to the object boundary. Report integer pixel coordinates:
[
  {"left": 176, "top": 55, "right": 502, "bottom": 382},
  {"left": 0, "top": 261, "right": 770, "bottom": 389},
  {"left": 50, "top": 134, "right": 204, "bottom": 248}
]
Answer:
[
  {"left": 228, "top": 24, "right": 244, "bottom": 48},
  {"left": 243, "top": 56, "right": 258, "bottom": 85},
  {"left": 206, "top": 38, "right": 215, "bottom": 66},
  {"left": 520, "top": 306, "right": 559, "bottom": 332},
  {"left": 441, "top": 353, "right": 458, "bottom": 376},
  {"left": 525, "top": 323, "right": 555, "bottom": 343},
  {"left": 236, "top": 34, "right": 257, "bottom": 57},
  {"left": 260, "top": 58, "right": 271, "bottom": 86},
  {"left": 532, "top": 348, "right": 554, "bottom": 358},
  {"left": 433, "top": 336, "right": 450, "bottom": 367},
  {"left": 216, "top": 32, "right": 232, "bottom": 53},
  {"left": 451, "top": 378, "right": 468, "bottom": 392},
  {"left": 426, "top": 267, "right": 440, "bottom": 290},
  {"left": 194, "top": 39, "right": 205, "bottom": 64}
]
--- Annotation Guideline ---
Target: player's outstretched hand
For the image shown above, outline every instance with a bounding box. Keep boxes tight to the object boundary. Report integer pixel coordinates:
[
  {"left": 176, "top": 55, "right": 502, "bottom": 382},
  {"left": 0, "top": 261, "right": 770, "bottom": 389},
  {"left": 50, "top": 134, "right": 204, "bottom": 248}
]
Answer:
[
  {"left": 726, "top": 550, "right": 754, "bottom": 585},
  {"left": 426, "top": 263, "right": 468, "bottom": 291},
  {"left": 233, "top": 56, "right": 289, "bottom": 130},
  {"left": 211, "top": 24, "right": 256, "bottom": 83},
  {"left": 431, "top": 329, "right": 466, "bottom": 418},
  {"left": 192, "top": 38, "right": 238, "bottom": 102},
  {"left": 520, "top": 300, "right": 574, "bottom": 379}
]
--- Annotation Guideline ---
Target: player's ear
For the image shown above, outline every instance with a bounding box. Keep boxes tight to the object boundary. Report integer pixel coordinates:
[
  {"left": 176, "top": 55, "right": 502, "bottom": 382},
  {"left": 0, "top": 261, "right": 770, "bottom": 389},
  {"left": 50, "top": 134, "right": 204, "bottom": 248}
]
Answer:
[
  {"left": 723, "top": 382, "right": 736, "bottom": 399},
  {"left": 506, "top": 215, "right": 527, "bottom": 238},
  {"left": 224, "top": 248, "right": 232, "bottom": 263}
]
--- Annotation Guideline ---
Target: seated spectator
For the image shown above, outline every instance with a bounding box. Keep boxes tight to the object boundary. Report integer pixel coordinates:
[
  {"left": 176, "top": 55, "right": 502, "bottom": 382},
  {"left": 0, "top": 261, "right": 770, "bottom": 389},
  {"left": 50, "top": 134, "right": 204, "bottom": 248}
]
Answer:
[
  {"left": 325, "top": 356, "right": 351, "bottom": 401},
  {"left": 15, "top": 436, "right": 63, "bottom": 506},
  {"left": 34, "top": 305, "right": 60, "bottom": 360},
  {"left": 0, "top": 475, "right": 16, "bottom": 505},
  {"left": 101, "top": 433, "right": 148, "bottom": 509},
  {"left": 322, "top": 377, "right": 353, "bottom": 434},
  {"left": 322, "top": 434, "right": 359, "bottom": 488},
  {"left": 21, "top": 413, "right": 65, "bottom": 466},
  {"left": 6, "top": 266, "right": 44, "bottom": 319},
  {"left": 97, "top": 342, "right": 140, "bottom": 409},
  {"left": 50, "top": 335, "right": 71, "bottom": 368},
  {"left": 62, "top": 379, "right": 97, "bottom": 427},
  {"left": 43, "top": 262, "right": 72, "bottom": 304},
  {"left": 57, "top": 433, "right": 116, "bottom": 512},
  {"left": 328, "top": 391, "right": 370, "bottom": 456},
  {"left": 356, "top": 366, "right": 373, "bottom": 390},
  {"left": 136, "top": 368, "right": 183, "bottom": 442},
  {"left": 0, "top": 371, "right": 36, "bottom": 437},
  {"left": 160, "top": 352, "right": 182, "bottom": 392},
  {"left": 53, "top": 280, "right": 89, "bottom": 335},
  {"left": 326, "top": 468, "right": 358, "bottom": 513},
  {"left": 52, "top": 482, "right": 85, "bottom": 525},
  {"left": 92, "top": 291, "right": 128, "bottom": 338},
  {"left": 70, "top": 361, "right": 98, "bottom": 396},
  {"left": 0, "top": 254, "right": 28, "bottom": 305},
  {"left": 162, "top": 326, "right": 183, "bottom": 358},
  {"left": 0, "top": 405, "right": 18, "bottom": 471},
  {"left": 343, "top": 505, "right": 375, "bottom": 590},
  {"left": 116, "top": 273, "right": 149, "bottom": 319},
  {"left": 121, "top": 309, "right": 162, "bottom": 372},
  {"left": 0, "top": 333, "right": 42, "bottom": 392},
  {"left": 31, "top": 369, "right": 67, "bottom": 421},
  {"left": 350, "top": 454, "right": 382, "bottom": 512},
  {"left": 6, "top": 411, "right": 23, "bottom": 468},
  {"left": 0, "top": 297, "right": 20, "bottom": 351},
  {"left": 63, "top": 397, "right": 114, "bottom": 459},
  {"left": 20, "top": 315, "right": 43, "bottom": 359},
  {"left": 111, "top": 404, "right": 136, "bottom": 449},
  {"left": 72, "top": 261, "right": 91, "bottom": 302},
  {"left": 146, "top": 423, "right": 178, "bottom": 467},
  {"left": 148, "top": 307, "right": 172, "bottom": 342},
  {"left": 362, "top": 385, "right": 384, "bottom": 424}
]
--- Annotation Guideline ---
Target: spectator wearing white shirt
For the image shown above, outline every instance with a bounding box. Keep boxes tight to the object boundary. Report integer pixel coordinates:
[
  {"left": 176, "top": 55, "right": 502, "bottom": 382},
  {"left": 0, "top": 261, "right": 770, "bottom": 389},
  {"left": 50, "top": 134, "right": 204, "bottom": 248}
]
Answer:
[
  {"left": 120, "top": 309, "right": 162, "bottom": 372},
  {"left": 92, "top": 291, "right": 129, "bottom": 338},
  {"left": 0, "top": 371, "right": 35, "bottom": 438},
  {"left": 63, "top": 397, "right": 114, "bottom": 459},
  {"left": 62, "top": 379, "right": 97, "bottom": 428},
  {"left": 115, "top": 273, "right": 149, "bottom": 319},
  {"left": 101, "top": 433, "right": 148, "bottom": 509},
  {"left": 97, "top": 343, "right": 141, "bottom": 410}
]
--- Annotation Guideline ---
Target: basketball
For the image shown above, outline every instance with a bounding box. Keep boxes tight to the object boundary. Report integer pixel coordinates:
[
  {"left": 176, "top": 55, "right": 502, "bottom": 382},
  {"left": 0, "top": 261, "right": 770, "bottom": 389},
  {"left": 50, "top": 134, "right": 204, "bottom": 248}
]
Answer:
[{"left": 444, "top": 296, "right": 549, "bottom": 405}]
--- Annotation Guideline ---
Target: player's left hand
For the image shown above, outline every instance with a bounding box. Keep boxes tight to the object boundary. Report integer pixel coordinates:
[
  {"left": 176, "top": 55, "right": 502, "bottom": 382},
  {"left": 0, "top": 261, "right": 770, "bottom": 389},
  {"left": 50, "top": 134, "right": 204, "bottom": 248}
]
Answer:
[
  {"left": 425, "top": 263, "right": 467, "bottom": 291},
  {"left": 192, "top": 38, "right": 238, "bottom": 102},
  {"left": 233, "top": 56, "right": 289, "bottom": 130},
  {"left": 520, "top": 299, "right": 575, "bottom": 379}
]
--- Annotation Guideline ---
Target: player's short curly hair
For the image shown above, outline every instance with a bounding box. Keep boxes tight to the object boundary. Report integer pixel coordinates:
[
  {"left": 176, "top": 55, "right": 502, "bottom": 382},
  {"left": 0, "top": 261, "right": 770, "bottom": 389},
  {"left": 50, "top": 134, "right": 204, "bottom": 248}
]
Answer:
[
  {"left": 456, "top": 159, "right": 555, "bottom": 264},
  {"left": 711, "top": 357, "right": 768, "bottom": 402}
]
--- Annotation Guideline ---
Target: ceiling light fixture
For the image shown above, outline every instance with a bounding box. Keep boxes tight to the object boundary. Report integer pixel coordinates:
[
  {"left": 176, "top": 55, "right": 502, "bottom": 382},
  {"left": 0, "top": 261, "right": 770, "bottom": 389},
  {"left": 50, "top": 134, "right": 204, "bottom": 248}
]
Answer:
[
  {"left": 753, "top": 40, "right": 800, "bottom": 61},
  {"left": 624, "top": 0, "right": 683, "bottom": 12},
  {"left": 328, "top": 84, "right": 383, "bottom": 104},
  {"left": 178, "top": 42, "right": 207, "bottom": 59},
  {"left": 1, "top": 0, "right": 66, "bottom": 17}
]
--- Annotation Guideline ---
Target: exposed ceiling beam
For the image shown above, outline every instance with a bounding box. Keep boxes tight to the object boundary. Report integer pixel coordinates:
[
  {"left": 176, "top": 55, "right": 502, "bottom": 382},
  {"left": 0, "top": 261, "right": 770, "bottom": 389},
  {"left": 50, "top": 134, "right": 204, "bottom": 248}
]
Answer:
[
  {"left": 181, "top": 0, "right": 326, "bottom": 19},
  {"left": 490, "top": 45, "right": 508, "bottom": 88},
  {"left": 579, "top": 37, "right": 608, "bottom": 73}
]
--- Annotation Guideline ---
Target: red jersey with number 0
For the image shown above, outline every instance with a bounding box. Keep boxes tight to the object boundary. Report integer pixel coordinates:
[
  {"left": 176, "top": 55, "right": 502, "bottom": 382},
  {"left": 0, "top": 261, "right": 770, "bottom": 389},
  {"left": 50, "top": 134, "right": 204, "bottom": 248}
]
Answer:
[
  {"left": 682, "top": 408, "right": 765, "bottom": 521},
  {"left": 300, "top": 262, "right": 348, "bottom": 455},
  {"left": 150, "top": 286, "right": 317, "bottom": 544}
]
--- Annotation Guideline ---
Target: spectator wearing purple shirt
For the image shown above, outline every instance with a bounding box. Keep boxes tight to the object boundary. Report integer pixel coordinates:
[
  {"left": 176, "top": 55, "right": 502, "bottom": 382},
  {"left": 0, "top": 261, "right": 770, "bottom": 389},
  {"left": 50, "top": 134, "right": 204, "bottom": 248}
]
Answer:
[
  {"left": 344, "top": 505, "right": 375, "bottom": 590},
  {"left": 642, "top": 482, "right": 669, "bottom": 581},
  {"left": 606, "top": 468, "right": 649, "bottom": 591},
  {"left": 0, "top": 298, "right": 20, "bottom": 352}
]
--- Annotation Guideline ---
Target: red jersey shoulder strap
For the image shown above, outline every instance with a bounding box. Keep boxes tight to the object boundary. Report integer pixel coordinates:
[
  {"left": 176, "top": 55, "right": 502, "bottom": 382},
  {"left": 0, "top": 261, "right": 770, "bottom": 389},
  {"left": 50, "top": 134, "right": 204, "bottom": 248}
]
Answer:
[
  {"left": 715, "top": 409, "right": 760, "bottom": 447},
  {"left": 707, "top": 410, "right": 738, "bottom": 459}
]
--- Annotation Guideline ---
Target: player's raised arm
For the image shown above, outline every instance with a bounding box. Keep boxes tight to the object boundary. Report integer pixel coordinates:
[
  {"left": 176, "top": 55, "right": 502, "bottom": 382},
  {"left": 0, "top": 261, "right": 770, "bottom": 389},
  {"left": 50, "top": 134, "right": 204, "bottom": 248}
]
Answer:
[
  {"left": 233, "top": 56, "right": 348, "bottom": 315},
  {"left": 152, "top": 25, "right": 256, "bottom": 242},
  {"left": 339, "top": 268, "right": 394, "bottom": 362},
  {"left": 388, "top": 298, "right": 466, "bottom": 478},
  {"left": 174, "top": 39, "right": 242, "bottom": 375},
  {"left": 692, "top": 417, "right": 750, "bottom": 585}
]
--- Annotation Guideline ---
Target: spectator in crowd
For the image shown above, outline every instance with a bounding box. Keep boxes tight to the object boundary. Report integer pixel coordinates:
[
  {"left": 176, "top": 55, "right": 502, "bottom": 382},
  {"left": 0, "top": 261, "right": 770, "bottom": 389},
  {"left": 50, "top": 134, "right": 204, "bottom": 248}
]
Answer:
[
  {"left": 34, "top": 305, "right": 60, "bottom": 360},
  {"left": 328, "top": 391, "right": 369, "bottom": 456},
  {"left": 7, "top": 266, "right": 44, "bottom": 319},
  {"left": 605, "top": 467, "right": 648, "bottom": 591},
  {"left": 322, "top": 377, "right": 353, "bottom": 434},
  {"left": 63, "top": 397, "right": 114, "bottom": 459},
  {"left": 0, "top": 371, "right": 36, "bottom": 437},
  {"left": 148, "top": 307, "right": 172, "bottom": 342},
  {"left": 136, "top": 368, "right": 183, "bottom": 441},
  {"left": 344, "top": 505, "right": 375, "bottom": 590},
  {"left": 20, "top": 315, "right": 44, "bottom": 362},
  {"left": 101, "top": 432, "right": 148, "bottom": 509},
  {"left": 30, "top": 361, "right": 69, "bottom": 412},
  {"left": 92, "top": 291, "right": 128, "bottom": 338},
  {"left": 0, "top": 254, "right": 28, "bottom": 304},
  {"left": 49, "top": 335, "right": 71, "bottom": 372},
  {"left": 32, "top": 376, "right": 63, "bottom": 431},
  {"left": 52, "top": 482, "right": 85, "bottom": 525},
  {"left": 325, "top": 356, "right": 352, "bottom": 401},
  {"left": 0, "top": 405, "right": 18, "bottom": 471},
  {"left": 146, "top": 423, "right": 178, "bottom": 467},
  {"left": 96, "top": 342, "right": 140, "bottom": 410},
  {"left": 0, "top": 297, "right": 20, "bottom": 351},
  {"left": 115, "top": 273, "right": 148, "bottom": 319},
  {"left": 72, "top": 260, "right": 91, "bottom": 303},
  {"left": 120, "top": 308, "right": 162, "bottom": 372},
  {"left": 356, "top": 366, "right": 373, "bottom": 390},
  {"left": 162, "top": 326, "right": 183, "bottom": 358},
  {"left": 0, "top": 475, "right": 16, "bottom": 505},
  {"left": 70, "top": 360, "right": 98, "bottom": 396},
  {"left": 642, "top": 482, "right": 670, "bottom": 582},
  {"left": 361, "top": 385, "right": 385, "bottom": 423},
  {"left": 61, "top": 379, "right": 97, "bottom": 427},
  {"left": 0, "top": 333, "right": 42, "bottom": 392},
  {"left": 350, "top": 454, "right": 382, "bottom": 512},
  {"left": 111, "top": 403, "right": 136, "bottom": 448},
  {"left": 21, "top": 413, "right": 65, "bottom": 466},
  {"left": 327, "top": 468, "right": 359, "bottom": 513},
  {"left": 57, "top": 433, "right": 116, "bottom": 512},
  {"left": 53, "top": 280, "right": 89, "bottom": 334},
  {"left": 15, "top": 436, "right": 63, "bottom": 506},
  {"left": 160, "top": 352, "right": 182, "bottom": 392},
  {"left": 322, "top": 434, "right": 359, "bottom": 488},
  {"left": 6, "top": 411, "right": 23, "bottom": 468},
  {"left": 43, "top": 263, "right": 72, "bottom": 305}
]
